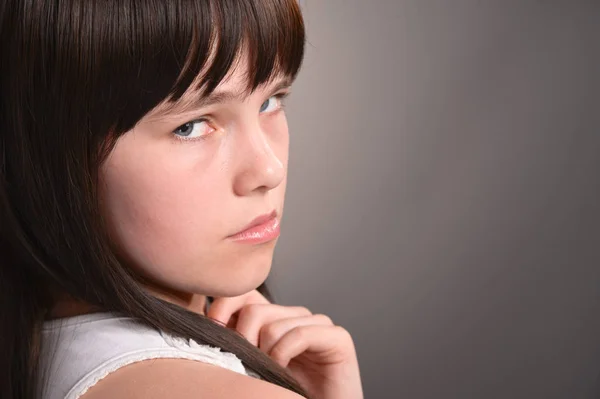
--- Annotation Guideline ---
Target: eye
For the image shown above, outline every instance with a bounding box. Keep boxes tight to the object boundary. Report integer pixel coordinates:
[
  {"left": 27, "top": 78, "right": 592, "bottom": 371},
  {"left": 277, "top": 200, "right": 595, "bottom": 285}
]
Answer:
[
  {"left": 172, "top": 119, "right": 215, "bottom": 140},
  {"left": 259, "top": 94, "right": 286, "bottom": 114}
]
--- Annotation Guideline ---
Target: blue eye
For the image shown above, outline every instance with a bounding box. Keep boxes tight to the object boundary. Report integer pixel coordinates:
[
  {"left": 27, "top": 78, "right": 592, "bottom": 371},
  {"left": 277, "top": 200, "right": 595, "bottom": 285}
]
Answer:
[
  {"left": 260, "top": 95, "right": 283, "bottom": 113},
  {"left": 173, "top": 119, "right": 215, "bottom": 140}
]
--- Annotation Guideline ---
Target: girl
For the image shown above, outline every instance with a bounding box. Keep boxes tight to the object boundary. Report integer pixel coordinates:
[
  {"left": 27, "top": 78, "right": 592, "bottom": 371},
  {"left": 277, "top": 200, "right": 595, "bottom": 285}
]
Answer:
[{"left": 0, "top": 0, "right": 363, "bottom": 398}]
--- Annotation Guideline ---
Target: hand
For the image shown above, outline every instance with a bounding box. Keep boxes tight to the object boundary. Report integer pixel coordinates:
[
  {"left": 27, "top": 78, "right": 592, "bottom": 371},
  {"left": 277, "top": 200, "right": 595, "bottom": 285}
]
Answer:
[{"left": 207, "top": 290, "right": 364, "bottom": 399}]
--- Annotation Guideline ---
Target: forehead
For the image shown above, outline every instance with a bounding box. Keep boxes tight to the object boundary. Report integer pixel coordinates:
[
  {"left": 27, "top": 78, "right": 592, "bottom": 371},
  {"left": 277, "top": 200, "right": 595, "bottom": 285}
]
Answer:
[{"left": 204, "top": 56, "right": 254, "bottom": 92}]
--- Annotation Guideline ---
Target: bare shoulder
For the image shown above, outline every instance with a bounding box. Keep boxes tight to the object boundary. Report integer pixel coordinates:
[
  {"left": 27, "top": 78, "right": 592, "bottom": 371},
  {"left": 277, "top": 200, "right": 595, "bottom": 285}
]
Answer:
[{"left": 80, "top": 358, "right": 305, "bottom": 399}]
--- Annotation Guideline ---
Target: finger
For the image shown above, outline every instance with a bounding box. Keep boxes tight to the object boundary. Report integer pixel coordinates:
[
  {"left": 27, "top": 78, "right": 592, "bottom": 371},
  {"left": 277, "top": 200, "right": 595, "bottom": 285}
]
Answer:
[
  {"left": 207, "top": 290, "right": 270, "bottom": 325},
  {"left": 235, "top": 304, "right": 312, "bottom": 346},
  {"left": 269, "top": 325, "right": 354, "bottom": 368},
  {"left": 259, "top": 314, "right": 333, "bottom": 355},
  {"left": 207, "top": 295, "right": 247, "bottom": 326}
]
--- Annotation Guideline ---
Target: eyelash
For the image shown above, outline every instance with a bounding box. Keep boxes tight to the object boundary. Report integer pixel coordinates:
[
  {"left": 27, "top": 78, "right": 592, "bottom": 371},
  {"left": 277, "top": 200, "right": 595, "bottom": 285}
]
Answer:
[{"left": 171, "top": 92, "right": 291, "bottom": 143}]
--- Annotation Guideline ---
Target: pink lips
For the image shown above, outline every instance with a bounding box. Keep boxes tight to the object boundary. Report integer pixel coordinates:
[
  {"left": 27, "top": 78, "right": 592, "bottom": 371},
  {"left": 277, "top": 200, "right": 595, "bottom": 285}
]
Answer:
[{"left": 228, "top": 211, "right": 281, "bottom": 244}]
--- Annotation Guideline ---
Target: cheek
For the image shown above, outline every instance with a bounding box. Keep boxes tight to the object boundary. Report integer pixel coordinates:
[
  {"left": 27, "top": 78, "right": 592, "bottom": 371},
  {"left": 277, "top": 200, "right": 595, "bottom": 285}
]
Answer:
[
  {"left": 267, "top": 113, "right": 290, "bottom": 166},
  {"left": 100, "top": 135, "right": 230, "bottom": 274}
]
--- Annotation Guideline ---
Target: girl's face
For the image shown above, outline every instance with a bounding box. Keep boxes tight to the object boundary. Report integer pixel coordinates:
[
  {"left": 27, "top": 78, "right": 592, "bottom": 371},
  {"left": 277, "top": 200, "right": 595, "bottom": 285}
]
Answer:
[{"left": 100, "top": 60, "right": 291, "bottom": 300}]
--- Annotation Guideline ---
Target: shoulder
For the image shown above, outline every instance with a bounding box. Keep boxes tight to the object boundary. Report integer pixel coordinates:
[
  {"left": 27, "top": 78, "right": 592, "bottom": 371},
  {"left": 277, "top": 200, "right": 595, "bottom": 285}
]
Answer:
[
  {"left": 80, "top": 358, "right": 305, "bottom": 399},
  {"left": 40, "top": 313, "right": 268, "bottom": 398}
]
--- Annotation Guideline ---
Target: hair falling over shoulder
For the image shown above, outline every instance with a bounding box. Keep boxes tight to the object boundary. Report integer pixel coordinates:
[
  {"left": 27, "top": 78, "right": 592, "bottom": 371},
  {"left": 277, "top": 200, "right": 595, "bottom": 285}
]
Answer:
[{"left": 0, "top": 0, "right": 307, "bottom": 397}]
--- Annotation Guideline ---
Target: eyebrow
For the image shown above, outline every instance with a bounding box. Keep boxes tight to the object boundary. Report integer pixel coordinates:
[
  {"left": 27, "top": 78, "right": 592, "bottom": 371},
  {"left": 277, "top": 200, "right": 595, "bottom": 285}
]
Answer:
[{"left": 165, "top": 76, "right": 294, "bottom": 116}]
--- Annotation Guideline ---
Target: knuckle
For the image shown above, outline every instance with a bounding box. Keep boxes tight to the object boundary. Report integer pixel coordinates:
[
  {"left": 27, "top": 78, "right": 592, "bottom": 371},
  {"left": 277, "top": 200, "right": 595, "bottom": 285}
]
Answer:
[
  {"left": 269, "top": 345, "right": 285, "bottom": 360},
  {"left": 242, "top": 303, "right": 264, "bottom": 318},
  {"left": 314, "top": 313, "right": 333, "bottom": 324},
  {"left": 260, "top": 323, "right": 280, "bottom": 341},
  {"left": 294, "top": 306, "right": 312, "bottom": 316},
  {"left": 290, "top": 325, "right": 307, "bottom": 341},
  {"left": 333, "top": 325, "right": 353, "bottom": 342}
]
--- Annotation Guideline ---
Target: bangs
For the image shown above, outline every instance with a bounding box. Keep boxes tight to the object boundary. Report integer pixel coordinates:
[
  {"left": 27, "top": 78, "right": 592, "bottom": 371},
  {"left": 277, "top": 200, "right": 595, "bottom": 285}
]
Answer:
[
  {"left": 29, "top": 0, "right": 304, "bottom": 134},
  {"left": 174, "top": 0, "right": 306, "bottom": 98},
  {"left": 112, "top": 0, "right": 305, "bottom": 131},
  {"left": 126, "top": 0, "right": 306, "bottom": 127}
]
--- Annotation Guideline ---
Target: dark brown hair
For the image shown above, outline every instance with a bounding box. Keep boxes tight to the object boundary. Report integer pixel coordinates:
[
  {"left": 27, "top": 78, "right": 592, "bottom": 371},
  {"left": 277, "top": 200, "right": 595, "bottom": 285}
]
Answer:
[{"left": 0, "top": 0, "right": 307, "bottom": 397}]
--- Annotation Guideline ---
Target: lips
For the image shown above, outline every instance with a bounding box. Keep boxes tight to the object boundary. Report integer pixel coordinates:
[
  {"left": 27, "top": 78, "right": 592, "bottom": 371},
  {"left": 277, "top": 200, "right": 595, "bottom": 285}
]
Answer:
[
  {"left": 230, "top": 210, "right": 277, "bottom": 237},
  {"left": 228, "top": 210, "right": 281, "bottom": 244}
]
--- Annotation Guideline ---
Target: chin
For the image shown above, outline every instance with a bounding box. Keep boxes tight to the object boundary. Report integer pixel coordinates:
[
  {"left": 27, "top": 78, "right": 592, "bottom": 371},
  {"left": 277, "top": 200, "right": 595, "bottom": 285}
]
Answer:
[{"left": 206, "top": 250, "right": 275, "bottom": 298}]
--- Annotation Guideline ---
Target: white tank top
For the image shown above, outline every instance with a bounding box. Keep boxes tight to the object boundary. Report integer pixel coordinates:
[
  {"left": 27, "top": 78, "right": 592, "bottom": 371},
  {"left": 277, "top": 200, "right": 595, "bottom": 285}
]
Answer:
[{"left": 38, "top": 312, "right": 256, "bottom": 399}]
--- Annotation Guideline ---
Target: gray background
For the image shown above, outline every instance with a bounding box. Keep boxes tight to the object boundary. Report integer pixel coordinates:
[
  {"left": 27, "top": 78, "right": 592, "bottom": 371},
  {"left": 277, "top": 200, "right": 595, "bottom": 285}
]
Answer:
[{"left": 269, "top": 1, "right": 600, "bottom": 398}]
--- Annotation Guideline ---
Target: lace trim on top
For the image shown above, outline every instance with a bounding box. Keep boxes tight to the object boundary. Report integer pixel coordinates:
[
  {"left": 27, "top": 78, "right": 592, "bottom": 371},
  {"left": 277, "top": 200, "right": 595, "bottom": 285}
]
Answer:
[{"left": 65, "top": 331, "right": 252, "bottom": 399}]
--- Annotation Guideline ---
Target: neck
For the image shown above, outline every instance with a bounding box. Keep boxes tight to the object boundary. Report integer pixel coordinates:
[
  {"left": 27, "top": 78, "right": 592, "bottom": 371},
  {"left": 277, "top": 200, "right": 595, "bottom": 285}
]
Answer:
[{"left": 47, "top": 290, "right": 207, "bottom": 320}]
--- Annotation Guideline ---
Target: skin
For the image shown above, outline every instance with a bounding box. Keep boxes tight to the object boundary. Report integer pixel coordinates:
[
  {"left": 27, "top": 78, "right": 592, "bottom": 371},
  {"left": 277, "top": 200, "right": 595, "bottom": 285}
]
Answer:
[
  {"left": 72, "top": 57, "right": 364, "bottom": 399},
  {"left": 100, "top": 61, "right": 290, "bottom": 302}
]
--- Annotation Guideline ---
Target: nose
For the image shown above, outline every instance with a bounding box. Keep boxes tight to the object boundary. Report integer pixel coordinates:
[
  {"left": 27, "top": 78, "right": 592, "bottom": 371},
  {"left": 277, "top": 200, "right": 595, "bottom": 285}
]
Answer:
[{"left": 232, "top": 123, "right": 285, "bottom": 197}]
